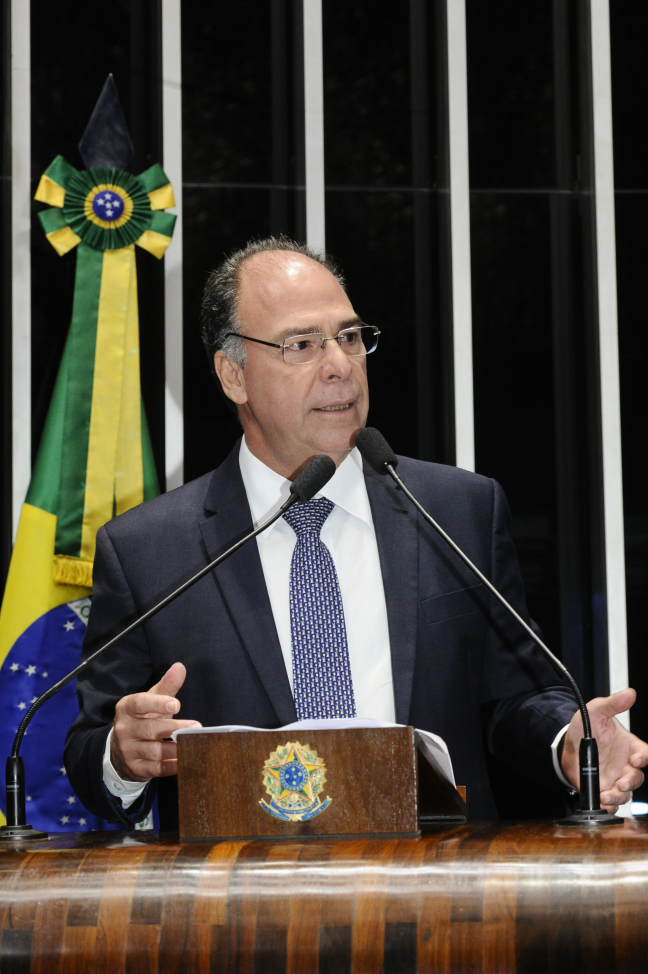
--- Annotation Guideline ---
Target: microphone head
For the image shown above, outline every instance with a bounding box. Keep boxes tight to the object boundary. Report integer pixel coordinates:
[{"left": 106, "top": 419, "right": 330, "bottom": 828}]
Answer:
[
  {"left": 355, "top": 427, "right": 398, "bottom": 474},
  {"left": 290, "top": 454, "right": 337, "bottom": 502}
]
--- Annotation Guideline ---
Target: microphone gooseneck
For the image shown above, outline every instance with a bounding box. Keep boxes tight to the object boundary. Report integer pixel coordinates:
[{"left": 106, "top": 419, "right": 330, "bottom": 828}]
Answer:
[
  {"left": 355, "top": 427, "right": 620, "bottom": 827},
  {"left": 0, "top": 453, "right": 337, "bottom": 841}
]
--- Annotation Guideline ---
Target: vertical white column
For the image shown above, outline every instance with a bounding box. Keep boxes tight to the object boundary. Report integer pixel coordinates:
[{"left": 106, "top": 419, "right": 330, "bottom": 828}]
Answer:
[
  {"left": 162, "top": 0, "right": 184, "bottom": 490},
  {"left": 446, "top": 0, "right": 474, "bottom": 472},
  {"left": 11, "top": 0, "right": 31, "bottom": 539},
  {"left": 590, "top": 0, "right": 628, "bottom": 707},
  {"left": 303, "top": 0, "right": 325, "bottom": 252}
]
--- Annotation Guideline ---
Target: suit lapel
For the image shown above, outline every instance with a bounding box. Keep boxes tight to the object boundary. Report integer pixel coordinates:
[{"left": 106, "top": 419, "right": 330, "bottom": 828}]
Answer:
[
  {"left": 199, "top": 448, "right": 297, "bottom": 726},
  {"left": 365, "top": 465, "right": 419, "bottom": 724}
]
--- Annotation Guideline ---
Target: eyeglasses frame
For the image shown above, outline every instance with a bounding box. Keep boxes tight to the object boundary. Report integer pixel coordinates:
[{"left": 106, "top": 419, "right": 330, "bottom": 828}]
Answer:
[{"left": 221, "top": 324, "right": 381, "bottom": 364}]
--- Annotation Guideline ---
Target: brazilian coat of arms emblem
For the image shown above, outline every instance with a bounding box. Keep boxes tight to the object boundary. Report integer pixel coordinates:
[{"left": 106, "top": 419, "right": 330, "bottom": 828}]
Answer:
[{"left": 259, "top": 741, "right": 331, "bottom": 822}]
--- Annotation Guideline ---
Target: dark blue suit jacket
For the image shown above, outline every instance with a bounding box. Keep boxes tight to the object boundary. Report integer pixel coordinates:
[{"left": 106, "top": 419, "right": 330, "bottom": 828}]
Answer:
[{"left": 64, "top": 442, "right": 578, "bottom": 826}]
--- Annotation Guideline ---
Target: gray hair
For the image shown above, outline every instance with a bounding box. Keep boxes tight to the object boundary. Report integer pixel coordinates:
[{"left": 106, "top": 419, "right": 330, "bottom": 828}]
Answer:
[{"left": 200, "top": 236, "right": 346, "bottom": 370}]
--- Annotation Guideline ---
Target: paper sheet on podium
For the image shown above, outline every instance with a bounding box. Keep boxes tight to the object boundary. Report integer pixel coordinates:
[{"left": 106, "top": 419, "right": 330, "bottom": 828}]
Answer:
[{"left": 173, "top": 716, "right": 455, "bottom": 787}]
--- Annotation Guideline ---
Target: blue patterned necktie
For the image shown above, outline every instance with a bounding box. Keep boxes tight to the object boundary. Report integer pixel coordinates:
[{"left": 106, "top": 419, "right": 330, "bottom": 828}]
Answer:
[{"left": 282, "top": 497, "right": 357, "bottom": 719}]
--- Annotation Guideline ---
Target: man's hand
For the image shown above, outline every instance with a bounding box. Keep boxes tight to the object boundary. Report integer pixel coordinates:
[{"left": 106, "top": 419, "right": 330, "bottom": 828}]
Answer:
[
  {"left": 110, "top": 662, "right": 202, "bottom": 782},
  {"left": 561, "top": 688, "right": 648, "bottom": 811}
]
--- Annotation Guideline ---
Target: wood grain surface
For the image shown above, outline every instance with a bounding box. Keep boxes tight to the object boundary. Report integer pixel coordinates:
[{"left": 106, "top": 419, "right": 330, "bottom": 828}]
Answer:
[
  {"left": 177, "top": 726, "right": 423, "bottom": 839},
  {"left": 1, "top": 821, "right": 648, "bottom": 972}
]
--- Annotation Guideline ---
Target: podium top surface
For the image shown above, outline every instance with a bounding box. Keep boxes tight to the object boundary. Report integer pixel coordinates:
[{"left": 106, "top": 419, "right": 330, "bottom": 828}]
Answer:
[
  {"left": 1, "top": 817, "right": 647, "bottom": 859},
  {"left": 1, "top": 821, "right": 647, "bottom": 972}
]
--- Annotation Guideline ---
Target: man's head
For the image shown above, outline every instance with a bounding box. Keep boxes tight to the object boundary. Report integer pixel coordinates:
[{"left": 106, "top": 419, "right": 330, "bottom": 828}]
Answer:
[{"left": 201, "top": 237, "right": 370, "bottom": 479}]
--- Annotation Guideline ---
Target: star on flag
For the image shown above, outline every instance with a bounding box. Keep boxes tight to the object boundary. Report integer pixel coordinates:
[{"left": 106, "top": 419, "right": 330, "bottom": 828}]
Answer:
[
  {"left": 63, "top": 621, "right": 75, "bottom": 632},
  {"left": 25, "top": 665, "right": 37, "bottom": 676}
]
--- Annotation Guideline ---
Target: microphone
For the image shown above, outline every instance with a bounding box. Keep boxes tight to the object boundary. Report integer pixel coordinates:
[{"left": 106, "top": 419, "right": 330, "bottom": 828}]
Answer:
[
  {"left": 288, "top": 453, "right": 336, "bottom": 503},
  {"left": 0, "top": 453, "right": 337, "bottom": 841},
  {"left": 355, "top": 427, "right": 620, "bottom": 827}
]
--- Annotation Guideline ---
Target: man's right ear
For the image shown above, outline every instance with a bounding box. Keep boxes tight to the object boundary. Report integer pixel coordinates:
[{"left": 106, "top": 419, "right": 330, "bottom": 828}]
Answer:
[{"left": 213, "top": 350, "right": 248, "bottom": 405}]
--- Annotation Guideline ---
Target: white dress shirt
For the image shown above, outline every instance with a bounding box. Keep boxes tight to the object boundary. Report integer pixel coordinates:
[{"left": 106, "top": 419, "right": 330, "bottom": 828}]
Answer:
[{"left": 103, "top": 438, "right": 395, "bottom": 806}]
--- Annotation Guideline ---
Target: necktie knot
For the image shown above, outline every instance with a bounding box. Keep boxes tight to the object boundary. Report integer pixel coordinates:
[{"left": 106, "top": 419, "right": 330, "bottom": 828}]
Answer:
[{"left": 283, "top": 497, "right": 334, "bottom": 537}]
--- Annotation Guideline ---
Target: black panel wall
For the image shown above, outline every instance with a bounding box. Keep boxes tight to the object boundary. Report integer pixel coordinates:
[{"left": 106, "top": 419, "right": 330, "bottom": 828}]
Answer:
[
  {"left": 610, "top": 1, "right": 648, "bottom": 761},
  {"left": 322, "top": 0, "right": 453, "bottom": 466},
  {"left": 182, "top": 0, "right": 304, "bottom": 482},
  {"left": 467, "top": 0, "right": 608, "bottom": 704},
  {"left": 29, "top": 0, "right": 165, "bottom": 493}
]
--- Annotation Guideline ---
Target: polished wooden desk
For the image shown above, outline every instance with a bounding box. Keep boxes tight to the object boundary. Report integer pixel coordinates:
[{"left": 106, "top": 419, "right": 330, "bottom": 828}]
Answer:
[{"left": 1, "top": 820, "right": 647, "bottom": 972}]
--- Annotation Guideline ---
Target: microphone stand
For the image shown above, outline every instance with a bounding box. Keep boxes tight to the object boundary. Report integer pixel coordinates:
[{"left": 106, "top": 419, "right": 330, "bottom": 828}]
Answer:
[
  {"left": 382, "top": 460, "right": 621, "bottom": 827},
  {"left": 0, "top": 484, "right": 314, "bottom": 841}
]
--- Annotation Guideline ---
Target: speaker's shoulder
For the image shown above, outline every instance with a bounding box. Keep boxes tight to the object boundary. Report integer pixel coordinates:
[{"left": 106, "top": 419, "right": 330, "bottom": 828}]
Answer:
[{"left": 394, "top": 456, "right": 495, "bottom": 496}]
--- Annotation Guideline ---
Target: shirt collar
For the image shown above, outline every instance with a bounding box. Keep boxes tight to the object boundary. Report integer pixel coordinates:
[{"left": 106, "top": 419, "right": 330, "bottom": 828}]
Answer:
[{"left": 239, "top": 437, "right": 373, "bottom": 531}]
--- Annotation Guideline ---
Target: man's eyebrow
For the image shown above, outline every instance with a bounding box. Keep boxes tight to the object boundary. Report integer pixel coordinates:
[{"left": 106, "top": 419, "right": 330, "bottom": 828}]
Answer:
[
  {"left": 337, "top": 316, "right": 364, "bottom": 330},
  {"left": 273, "top": 317, "right": 363, "bottom": 343}
]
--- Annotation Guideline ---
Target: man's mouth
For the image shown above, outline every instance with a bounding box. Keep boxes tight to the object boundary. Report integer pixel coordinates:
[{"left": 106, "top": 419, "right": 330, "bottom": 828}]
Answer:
[{"left": 318, "top": 403, "right": 353, "bottom": 412}]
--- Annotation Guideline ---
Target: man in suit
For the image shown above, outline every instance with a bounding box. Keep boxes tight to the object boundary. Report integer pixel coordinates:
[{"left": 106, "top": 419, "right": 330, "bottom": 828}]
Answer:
[{"left": 65, "top": 237, "right": 648, "bottom": 827}]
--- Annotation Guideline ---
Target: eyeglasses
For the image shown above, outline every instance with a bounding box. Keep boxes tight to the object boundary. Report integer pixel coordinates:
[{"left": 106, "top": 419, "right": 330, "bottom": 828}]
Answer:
[{"left": 223, "top": 324, "right": 380, "bottom": 366}]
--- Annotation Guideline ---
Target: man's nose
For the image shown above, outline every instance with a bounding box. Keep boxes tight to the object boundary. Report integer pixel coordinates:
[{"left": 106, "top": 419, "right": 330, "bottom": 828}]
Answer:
[{"left": 319, "top": 337, "right": 352, "bottom": 378}]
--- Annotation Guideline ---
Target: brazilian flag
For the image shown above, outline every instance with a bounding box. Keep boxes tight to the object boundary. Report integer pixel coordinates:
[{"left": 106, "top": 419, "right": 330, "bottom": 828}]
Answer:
[{"left": 0, "top": 77, "right": 175, "bottom": 831}]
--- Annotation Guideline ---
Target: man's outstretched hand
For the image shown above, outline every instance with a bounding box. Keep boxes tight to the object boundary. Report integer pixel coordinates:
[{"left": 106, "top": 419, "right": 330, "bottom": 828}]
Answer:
[
  {"left": 561, "top": 688, "right": 648, "bottom": 811},
  {"left": 110, "top": 662, "right": 202, "bottom": 782}
]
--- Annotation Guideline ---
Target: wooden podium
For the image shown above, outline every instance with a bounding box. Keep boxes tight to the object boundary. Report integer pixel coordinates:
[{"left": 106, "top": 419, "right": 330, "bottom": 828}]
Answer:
[
  {"left": 2, "top": 822, "right": 648, "bottom": 972},
  {"left": 176, "top": 725, "right": 466, "bottom": 840}
]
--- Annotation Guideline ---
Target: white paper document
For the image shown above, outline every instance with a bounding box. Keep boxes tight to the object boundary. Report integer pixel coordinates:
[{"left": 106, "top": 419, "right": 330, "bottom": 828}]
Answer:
[{"left": 172, "top": 716, "right": 455, "bottom": 787}]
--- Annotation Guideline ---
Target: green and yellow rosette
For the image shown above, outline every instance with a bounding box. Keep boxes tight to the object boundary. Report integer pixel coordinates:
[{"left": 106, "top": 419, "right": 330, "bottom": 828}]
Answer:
[
  {"left": 20, "top": 156, "right": 176, "bottom": 589},
  {"left": 35, "top": 154, "right": 176, "bottom": 258}
]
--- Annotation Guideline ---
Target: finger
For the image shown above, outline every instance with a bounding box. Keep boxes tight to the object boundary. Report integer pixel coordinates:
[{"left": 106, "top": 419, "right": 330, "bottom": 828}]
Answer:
[
  {"left": 119, "top": 692, "right": 183, "bottom": 718},
  {"left": 600, "top": 767, "right": 638, "bottom": 804},
  {"left": 125, "top": 742, "right": 179, "bottom": 779},
  {"left": 591, "top": 688, "right": 637, "bottom": 720},
  {"left": 133, "top": 757, "right": 178, "bottom": 779},
  {"left": 629, "top": 745, "right": 648, "bottom": 769},
  {"left": 601, "top": 789, "right": 631, "bottom": 807},
  {"left": 121, "top": 718, "right": 202, "bottom": 742},
  {"left": 150, "top": 662, "right": 187, "bottom": 698},
  {"left": 600, "top": 795, "right": 620, "bottom": 808},
  {"left": 604, "top": 801, "right": 623, "bottom": 815},
  {"left": 612, "top": 768, "right": 644, "bottom": 794},
  {"left": 128, "top": 740, "right": 178, "bottom": 764},
  {"left": 600, "top": 758, "right": 644, "bottom": 792},
  {"left": 158, "top": 742, "right": 178, "bottom": 763}
]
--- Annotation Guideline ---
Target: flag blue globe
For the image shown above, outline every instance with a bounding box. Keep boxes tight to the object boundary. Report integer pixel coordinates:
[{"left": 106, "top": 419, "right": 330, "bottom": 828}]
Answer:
[{"left": 0, "top": 598, "right": 123, "bottom": 832}]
